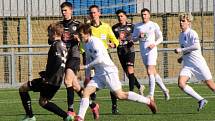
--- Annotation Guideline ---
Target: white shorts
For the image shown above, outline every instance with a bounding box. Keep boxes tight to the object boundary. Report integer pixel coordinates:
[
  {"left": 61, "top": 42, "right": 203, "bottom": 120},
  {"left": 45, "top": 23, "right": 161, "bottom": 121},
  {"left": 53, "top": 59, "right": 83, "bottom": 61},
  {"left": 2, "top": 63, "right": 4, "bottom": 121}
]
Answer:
[
  {"left": 87, "top": 72, "right": 122, "bottom": 92},
  {"left": 140, "top": 48, "right": 157, "bottom": 66},
  {"left": 180, "top": 66, "right": 212, "bottom": 81}
]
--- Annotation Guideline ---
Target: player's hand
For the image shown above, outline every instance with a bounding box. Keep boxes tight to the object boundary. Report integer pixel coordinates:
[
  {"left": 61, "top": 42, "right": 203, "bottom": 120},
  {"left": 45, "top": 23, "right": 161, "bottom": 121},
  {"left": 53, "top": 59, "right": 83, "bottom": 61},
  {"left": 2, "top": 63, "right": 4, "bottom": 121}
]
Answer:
[
  {"left": 108, "top": 43, "right": 116, "bottom": 48},
  {"left": 73, "top": 34, "right": 80, "bottom": 41},
  {"left": 148, "top": 44, "right": 156, "bottom": 49},
  {"left": 84, "top": 77, "right": 90, "bottom": 87},
  {"left": 174, "top": 48, "right": 182, "bottom": 54},
  {"left": 177, "top": 57, "right": 183, "bottom": 64}
]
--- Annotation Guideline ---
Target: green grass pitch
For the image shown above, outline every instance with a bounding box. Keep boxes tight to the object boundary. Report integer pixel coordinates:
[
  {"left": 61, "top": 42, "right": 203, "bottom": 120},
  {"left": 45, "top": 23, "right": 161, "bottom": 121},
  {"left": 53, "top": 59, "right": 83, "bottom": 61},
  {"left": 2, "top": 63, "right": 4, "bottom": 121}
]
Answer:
[{"left": 0, "top": 84, "right": 214, "bottom": 121}]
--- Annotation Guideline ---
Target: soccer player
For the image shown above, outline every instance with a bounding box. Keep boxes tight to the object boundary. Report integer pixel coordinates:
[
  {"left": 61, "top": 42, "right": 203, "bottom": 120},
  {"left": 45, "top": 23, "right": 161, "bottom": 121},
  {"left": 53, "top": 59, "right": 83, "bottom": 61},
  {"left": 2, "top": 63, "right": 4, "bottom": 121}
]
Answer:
[
  {"left": 59, "top": 2, "right": 83, "bottom": 115},
  {"left": 132, "top": 8, "right": 170, "bottom": 101},
  {"left": 84, "top": 5, "right": 120, "bottom": 116},
  {"left": 174, "top": 12, "right": 215, "bottom": 111},
  {"left": 112, "top": 9, "right": 145, "bottom": 95},
  {"left": 74, "top": 24, "right": 157, "bottom": 121},
  {"left": 19, "top": 23, "right": 73, "bottom": 121}
]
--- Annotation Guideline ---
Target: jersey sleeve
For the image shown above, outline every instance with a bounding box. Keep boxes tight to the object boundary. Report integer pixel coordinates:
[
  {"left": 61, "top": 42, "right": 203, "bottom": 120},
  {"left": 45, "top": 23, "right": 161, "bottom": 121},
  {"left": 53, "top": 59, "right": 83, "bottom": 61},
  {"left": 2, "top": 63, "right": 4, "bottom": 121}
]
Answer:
[
  {"left": 107, "top": 25, "right": 119, "bottom": 47},
  {"left": 154, "top": 23, "right": 163, "bottom": 45}
]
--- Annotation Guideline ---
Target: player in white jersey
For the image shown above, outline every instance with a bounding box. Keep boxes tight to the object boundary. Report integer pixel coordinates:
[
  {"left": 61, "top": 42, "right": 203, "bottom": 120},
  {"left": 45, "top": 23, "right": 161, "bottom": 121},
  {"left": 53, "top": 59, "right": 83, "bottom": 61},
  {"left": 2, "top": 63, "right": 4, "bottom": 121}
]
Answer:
[
  {"left": 73, "top": 24, "right": 157, "bottom": 121},
  {"left": 132, "top": 8, "right": 169, "bottom": 101},
  {"left": 174, "top": 12, "right": 215, "bottom": 111}
]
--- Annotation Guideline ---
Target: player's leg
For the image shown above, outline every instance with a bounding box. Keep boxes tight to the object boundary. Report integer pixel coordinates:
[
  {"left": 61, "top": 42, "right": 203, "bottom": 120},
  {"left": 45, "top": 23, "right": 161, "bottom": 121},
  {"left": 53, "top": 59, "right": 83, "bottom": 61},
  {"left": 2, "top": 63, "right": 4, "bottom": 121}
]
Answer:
[
  {"left": 146, "top": 65, "right": 156, "bottom": 100},
  {"left": 19, "top": 78, "right": 42, "bottom": 120},
  {"left": 178, "top": 75, "right": 206, "bottom": 111},
  {"left": 114, "top": 89, "right": 157, "bottom": 114},
  {"left": 128, "top": 51, "right": 144, "bottom": 94},
  {"left": 64, "top": 57, "right": 82, "bottom": 112},
  {"left": 205, "top": 79, "right": 215, "bottom": 92},
  {"left": 108, "top": 72, "right": 157, "bottom": 114},
  {"left": 75, "top": 86, "right": 97, "bottom": 120},
  {"left": 155, "top": 72, "right": 170, "bottom": 100},
  {"left": 39, "top": 84, "right": 73, "bottom": 120}
]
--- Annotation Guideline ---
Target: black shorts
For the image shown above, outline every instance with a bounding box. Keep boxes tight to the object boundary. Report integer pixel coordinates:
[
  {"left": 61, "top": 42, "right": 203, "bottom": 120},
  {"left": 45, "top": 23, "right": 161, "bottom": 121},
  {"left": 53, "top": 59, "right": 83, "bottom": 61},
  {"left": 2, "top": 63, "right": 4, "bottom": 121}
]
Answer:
[
  {"left": 117, "top": 51, "right": 135, "bottom": 72},
  {"left": 65, "top": 57, "right": 80, "bottom": 74},
  {"left": 28, "top": 78, "right": 60, "bottom": 100}
]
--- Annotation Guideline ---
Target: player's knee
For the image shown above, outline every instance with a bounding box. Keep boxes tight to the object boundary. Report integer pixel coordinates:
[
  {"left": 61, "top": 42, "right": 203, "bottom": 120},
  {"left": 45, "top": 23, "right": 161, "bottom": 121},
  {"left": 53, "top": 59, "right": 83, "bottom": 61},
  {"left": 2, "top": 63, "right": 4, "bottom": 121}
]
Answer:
[
  {"left": 178, "top": 81, "right": 185, "bottom": 89},
  {"left": 19, "top": 83, "right": 29, "bottom": 92},
  {"left": 115, "top": 92, "right": 126, "bottom": 100},
  {"left": 39, "top": 98, "right": 48, "bottom": 107}
]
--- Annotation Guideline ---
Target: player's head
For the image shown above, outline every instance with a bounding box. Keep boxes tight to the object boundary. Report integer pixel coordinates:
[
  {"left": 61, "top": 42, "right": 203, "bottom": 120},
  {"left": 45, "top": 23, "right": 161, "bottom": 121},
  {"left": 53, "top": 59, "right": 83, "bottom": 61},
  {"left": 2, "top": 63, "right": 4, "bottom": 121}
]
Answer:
[
  {"left": 60, "top": 2, "right": 73, "bottom": 20},
  {"left": 116, "top": 9, "right": 127, "bottom": 24},
  {"left": 141, "top": 8, "right": 150, "bottom": 23},
  {"left": 179, "top": 12, "right": 193, "bottom": 31},
  {"left": 89, "top": 5, "right": 101, "bottom": 22},
  {"left": 47, "top": 23, "right": 64, "bottom": 42},
  {"left": 78, "top": 24, "right": 92, "bottom": 42}
]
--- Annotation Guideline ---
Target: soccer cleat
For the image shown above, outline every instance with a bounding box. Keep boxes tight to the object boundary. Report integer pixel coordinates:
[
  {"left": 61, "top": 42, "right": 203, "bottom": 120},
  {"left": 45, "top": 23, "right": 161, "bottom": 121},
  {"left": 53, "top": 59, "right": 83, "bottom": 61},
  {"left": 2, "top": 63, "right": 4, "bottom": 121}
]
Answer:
[
  {"left": 164, "top": 89, "right": 170, "bottom": 101},
  {"left": 147, "top": 98, "right": 157, "bottom": 114},
  {"left": 21, "top": 116, "right": 36, "bottom": 121},
  {"left": 138, "top": 85, "right": 145, "bottom": 96},
  {"left": 91, "top": 103, "right": 100, "bottom": 120},
  {"left": 64, "top": 115, "right": 74, "bottom": 121},
  {"left": 74, "top": 116, "right": 84, "bottom": 121},
  {"left": 112, "top": 105, "right": 119, "bottom": 115},
  {"left": 197, "top": 99, "right": 208, "bottom": 111},
  {"left": 67, "top": 111, "right": 76, "bottom": 117}
]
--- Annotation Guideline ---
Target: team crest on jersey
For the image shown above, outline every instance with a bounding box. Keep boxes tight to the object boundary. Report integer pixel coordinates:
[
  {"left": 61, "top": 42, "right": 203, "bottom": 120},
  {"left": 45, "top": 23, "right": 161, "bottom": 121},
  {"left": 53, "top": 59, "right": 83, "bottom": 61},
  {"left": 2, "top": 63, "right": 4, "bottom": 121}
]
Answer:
[
  {"left": 114, "top": 28, "right": 119, "bottom": 32},
  {"left": 72, "top": 26, "right": 77, "bottom": 31},
  {"left": 127, "top": 27, "right": 131, "bottom": 31}
]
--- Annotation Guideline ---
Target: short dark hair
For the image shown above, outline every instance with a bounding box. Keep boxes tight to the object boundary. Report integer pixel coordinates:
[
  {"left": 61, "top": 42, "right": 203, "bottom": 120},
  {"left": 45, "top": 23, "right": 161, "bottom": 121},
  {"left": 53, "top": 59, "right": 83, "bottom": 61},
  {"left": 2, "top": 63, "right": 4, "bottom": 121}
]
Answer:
[
  {"left": 60, "top": 2, "right": 73, "bottom": 9},
  {"left": 89, "top": 5, "right": 100, "bottom": 12},
  {"left": 141, "top": 8, "right": 150, "bottom": 14},
  {"left": 78, "top": 24, "right": 92, "bottom": 35},
  {"left": 116, "top": 9, "right": 127, "bottom": 16}
]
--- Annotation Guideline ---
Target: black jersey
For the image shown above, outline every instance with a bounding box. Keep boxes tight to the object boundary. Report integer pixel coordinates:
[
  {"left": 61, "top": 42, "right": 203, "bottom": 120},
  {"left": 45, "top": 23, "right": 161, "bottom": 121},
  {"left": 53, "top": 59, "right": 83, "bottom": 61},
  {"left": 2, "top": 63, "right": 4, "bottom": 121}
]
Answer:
[
  {"left": 45, "top": 40, "right": 67, "bottom": 86},
  {"left": 112, "top": 22, "right": 135, "bottom": 52},
  {"left": 60, "top": 19, "right": 82, "bottom": 58}
]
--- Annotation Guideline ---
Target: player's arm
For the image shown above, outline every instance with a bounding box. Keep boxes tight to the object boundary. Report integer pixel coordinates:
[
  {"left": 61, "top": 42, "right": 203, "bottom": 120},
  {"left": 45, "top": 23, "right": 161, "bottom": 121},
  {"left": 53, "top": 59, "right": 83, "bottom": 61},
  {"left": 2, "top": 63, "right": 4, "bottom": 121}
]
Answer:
[
  {"left": 175, "top": 43, "right": 199, "bottom": 54},
  {"left": 107, "top": 25, "right": 119, "bottom": 48}
]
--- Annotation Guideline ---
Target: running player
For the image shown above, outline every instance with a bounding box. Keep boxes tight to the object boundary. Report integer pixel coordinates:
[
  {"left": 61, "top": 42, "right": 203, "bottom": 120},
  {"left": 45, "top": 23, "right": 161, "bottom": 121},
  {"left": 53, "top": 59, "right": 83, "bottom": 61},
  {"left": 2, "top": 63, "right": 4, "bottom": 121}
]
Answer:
[
  {"left": 74, "top": 24, "right": 157, "bottom": 121},
  {"left": 19, "top": 23, "right": 73, "bottom": 121},
  {"left": 174, "top": 12, "right": 215, "bottom": 111}
]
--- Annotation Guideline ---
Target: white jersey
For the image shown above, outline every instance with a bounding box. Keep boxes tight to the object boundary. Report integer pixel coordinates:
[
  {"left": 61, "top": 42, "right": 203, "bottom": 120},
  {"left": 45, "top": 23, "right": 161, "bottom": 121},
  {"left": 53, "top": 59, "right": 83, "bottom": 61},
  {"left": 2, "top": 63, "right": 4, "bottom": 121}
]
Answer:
[
  {"left": 179, "top": 28, "right": 212, "bottom": 80},
  {"left": 132, "top": 21, "right": 163, "bottom": 65},
  {"left": 179, "top": 28, "right": 206, "bottom": 67},
  {"left": 84, "top": 36, "right": 118, "bottom": 77}
]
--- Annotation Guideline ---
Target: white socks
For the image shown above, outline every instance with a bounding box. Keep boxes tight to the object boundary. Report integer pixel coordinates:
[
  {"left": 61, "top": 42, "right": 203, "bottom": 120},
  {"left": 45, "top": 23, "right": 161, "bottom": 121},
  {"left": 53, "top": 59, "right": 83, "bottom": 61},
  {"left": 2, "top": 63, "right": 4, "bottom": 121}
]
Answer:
[
  {"left": 155, "top": 74, "right": 168, "bottom": 92},
  {"left": 128, "top": 91, "right": 150, "bottom": 104},
  {"left": 78, "top": 98, "right": 89, "bottom": 119},
  {"left": 149, "top": 75, "right": 156, "bottom": 97},
  {"left": 183, "top": 85, "right": 204, "bottom": 101}
]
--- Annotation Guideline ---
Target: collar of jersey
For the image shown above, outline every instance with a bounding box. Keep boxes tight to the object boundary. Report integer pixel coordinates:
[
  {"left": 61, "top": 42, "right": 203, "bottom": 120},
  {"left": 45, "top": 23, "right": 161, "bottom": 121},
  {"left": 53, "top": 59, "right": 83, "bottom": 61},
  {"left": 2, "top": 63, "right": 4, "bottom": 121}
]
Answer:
[{"left": 91, "top": 21, "right": 102, "bottom": 28}]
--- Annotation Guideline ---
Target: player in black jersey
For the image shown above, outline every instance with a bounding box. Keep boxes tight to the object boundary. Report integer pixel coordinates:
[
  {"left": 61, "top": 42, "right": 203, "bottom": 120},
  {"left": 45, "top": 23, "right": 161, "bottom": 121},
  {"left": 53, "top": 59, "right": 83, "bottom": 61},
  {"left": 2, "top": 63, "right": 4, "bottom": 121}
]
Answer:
[
  {"left": 19, "top": 23, "right": 73, "bottom": 121},
  {"left": 60, "top": 2, "right": 83, "bottom": 115},
  {"left": 112, "top": 10, "right": 145, "bottom": 96}
]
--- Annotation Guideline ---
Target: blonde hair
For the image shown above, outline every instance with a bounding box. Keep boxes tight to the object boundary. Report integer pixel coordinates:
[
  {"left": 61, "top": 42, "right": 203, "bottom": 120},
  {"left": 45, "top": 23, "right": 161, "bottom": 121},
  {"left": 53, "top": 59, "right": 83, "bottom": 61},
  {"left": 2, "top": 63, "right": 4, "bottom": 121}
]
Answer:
[{"left": 179, "top": 12, "right": 193, "bottom": 22}]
